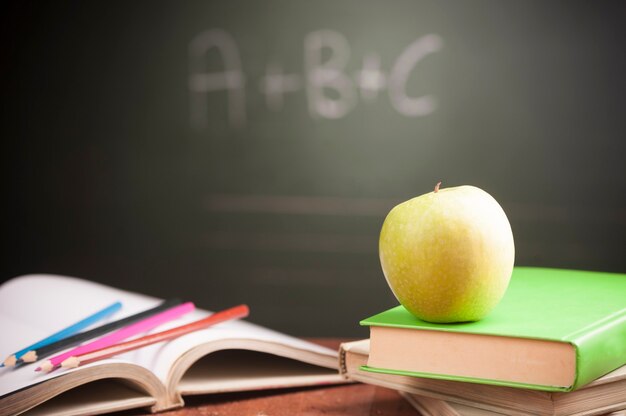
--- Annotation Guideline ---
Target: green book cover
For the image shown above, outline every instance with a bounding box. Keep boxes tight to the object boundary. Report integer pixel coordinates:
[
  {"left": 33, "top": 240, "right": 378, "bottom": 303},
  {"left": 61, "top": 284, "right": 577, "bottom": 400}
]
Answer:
[{"left": 360, "top": 267, "right": 626, "bottom": 392}]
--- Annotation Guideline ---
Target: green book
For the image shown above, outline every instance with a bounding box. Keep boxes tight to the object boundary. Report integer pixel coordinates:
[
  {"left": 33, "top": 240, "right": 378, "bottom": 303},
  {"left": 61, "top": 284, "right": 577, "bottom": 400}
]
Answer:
[{"left": 360, "top": 267, "right": 626, "bottom": 392}]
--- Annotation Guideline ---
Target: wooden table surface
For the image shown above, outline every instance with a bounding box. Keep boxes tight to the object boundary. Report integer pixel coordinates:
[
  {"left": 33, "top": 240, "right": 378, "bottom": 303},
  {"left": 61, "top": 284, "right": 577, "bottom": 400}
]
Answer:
[{"left": 115, "top": 339, "right": 420, "bottom": 416}]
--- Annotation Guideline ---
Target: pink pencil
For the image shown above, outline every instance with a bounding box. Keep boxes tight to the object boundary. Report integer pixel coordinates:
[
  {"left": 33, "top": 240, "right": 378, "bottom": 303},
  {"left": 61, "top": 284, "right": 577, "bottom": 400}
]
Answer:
[{"left": 36, "top": 302, "right": 195, "bottom": 372}]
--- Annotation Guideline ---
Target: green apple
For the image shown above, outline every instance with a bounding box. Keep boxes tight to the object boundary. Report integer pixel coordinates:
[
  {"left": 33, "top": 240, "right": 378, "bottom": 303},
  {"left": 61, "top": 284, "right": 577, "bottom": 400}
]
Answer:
[{"left": 379, "top": 184, "right": 515, "bottom": 323}]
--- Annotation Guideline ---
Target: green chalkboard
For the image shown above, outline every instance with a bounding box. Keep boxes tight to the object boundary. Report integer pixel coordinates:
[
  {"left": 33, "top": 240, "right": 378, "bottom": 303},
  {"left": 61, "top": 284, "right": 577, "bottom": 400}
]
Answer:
[{"left": 4, "top": 0, "right": 625, "bottom": 336}]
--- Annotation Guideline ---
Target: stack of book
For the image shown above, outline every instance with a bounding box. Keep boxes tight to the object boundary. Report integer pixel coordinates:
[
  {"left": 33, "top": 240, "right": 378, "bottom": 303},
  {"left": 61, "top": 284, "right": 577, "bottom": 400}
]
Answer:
[{"left": 341, "top": 268, "right": 626, "bottom": 416}]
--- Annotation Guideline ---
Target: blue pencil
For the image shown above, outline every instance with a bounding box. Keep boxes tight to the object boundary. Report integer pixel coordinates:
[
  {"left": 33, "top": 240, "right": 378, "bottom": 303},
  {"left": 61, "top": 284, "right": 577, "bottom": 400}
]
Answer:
[{"left": 2, "top": 301, "right": 122, "bottom": 367}]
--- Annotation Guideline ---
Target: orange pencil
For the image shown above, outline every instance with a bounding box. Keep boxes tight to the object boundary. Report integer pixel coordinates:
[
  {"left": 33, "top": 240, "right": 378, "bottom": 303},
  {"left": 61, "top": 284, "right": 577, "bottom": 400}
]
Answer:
[{"left": 61, "top": 304, "right": 249, "bottom": 369}]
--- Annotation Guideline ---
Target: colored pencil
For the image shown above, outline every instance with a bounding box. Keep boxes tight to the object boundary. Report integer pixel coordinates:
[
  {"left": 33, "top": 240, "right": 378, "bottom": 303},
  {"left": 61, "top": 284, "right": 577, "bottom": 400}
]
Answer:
[
  {"left": 2, "top": 301, "right": 122, "bottom": 367},
  {"left": 17, "top": 298, "right": 182, "bottom": 365},
  {"left": 61, "top": 304, "right": 249, "bottom": 369},
  {"left": 36, "top": 301, "right": 195, "bottom": 372}
]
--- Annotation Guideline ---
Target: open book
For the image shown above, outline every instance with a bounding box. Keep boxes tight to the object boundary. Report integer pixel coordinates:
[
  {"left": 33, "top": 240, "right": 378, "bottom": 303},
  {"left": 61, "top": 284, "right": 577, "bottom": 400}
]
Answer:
[
  {"left": 0, "top": 275, "right": 344, "bottom": 416},
  {"left": 340, "top": 339, "right": 626, "bottom": 416}
]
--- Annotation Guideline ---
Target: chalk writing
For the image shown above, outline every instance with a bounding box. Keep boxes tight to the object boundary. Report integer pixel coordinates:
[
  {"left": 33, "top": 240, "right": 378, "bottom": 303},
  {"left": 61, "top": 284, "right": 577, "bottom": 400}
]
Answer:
[{"left": 189, "top": 29, "right": 443, "bottom": 128}]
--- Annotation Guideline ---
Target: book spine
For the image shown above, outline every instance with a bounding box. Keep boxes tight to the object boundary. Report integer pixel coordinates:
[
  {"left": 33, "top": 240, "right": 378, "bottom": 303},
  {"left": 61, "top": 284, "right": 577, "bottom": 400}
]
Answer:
[{"left": 571, "top": 309, "right": 626, "bottom": 390}]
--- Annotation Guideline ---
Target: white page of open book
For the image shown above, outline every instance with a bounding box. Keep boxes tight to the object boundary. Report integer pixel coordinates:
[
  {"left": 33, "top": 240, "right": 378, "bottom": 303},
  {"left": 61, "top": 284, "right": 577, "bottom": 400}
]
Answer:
[{"left": 0, "top": 274, "right": 337, "bottom": 399}]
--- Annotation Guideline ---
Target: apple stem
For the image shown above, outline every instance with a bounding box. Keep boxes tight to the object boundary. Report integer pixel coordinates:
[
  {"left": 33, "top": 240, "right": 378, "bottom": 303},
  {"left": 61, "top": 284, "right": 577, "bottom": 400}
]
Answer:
[{"left": 434, "top": 181, "right": 442, "bottom": 193}]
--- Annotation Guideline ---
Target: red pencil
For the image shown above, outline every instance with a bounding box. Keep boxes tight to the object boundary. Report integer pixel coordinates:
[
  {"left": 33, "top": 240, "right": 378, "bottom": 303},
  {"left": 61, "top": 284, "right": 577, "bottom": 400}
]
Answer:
[{"left": 60, "top": 304, "right": 249, "bottom": 369}]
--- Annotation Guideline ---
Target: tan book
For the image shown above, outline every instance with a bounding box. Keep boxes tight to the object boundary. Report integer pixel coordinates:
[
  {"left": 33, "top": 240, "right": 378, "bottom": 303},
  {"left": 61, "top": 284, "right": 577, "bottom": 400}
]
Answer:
[
  {"left": 399, "top": 392, "right": 626, "bottom": 416},
  {"left": 399, "top": 391, "right": 509, "bottom": 415},
  {"left": 339, "top": 339, "right": 626, "bottom": 416},
  {"left": 0, "top": 275, "right": 344, "bottom": 416}
]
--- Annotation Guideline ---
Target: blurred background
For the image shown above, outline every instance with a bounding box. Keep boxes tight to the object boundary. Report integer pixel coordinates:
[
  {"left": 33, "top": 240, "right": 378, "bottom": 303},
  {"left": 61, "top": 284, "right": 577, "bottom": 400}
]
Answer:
[{"left": 3, "top": 1, "right": 625, "bottom": 337}]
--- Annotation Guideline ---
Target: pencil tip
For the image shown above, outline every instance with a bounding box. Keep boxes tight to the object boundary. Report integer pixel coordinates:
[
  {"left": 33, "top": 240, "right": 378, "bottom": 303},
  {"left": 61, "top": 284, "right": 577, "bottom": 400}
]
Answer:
[
  {"left": 3, "top": 355, "right": 16, "bottom": 367},
  {"left": 36, "top": 360, "right": 52, "bottom": 372},
  {"left": 40, "top": 361, "right": 54, "bottom": 372},
  {"left": 61, "top": 357, "right": 80, "bottom": 369},
  {"left": 22, "top": 351, "right": 37, "bottom": 362}
]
